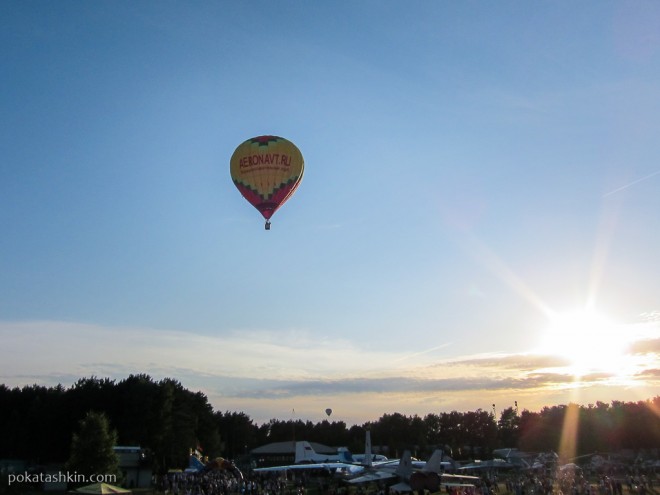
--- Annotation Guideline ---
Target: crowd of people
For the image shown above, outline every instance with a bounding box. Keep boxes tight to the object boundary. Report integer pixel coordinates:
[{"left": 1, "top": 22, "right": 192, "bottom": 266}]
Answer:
[
  {"left": 155, "top": 466, "right": 657, "bottom": 495},
  {"left": 157, "top": 470, "right": 294, "bottom": 495},
  {"left": 502, "top": 472, "right": 655, "bottom": 495}
]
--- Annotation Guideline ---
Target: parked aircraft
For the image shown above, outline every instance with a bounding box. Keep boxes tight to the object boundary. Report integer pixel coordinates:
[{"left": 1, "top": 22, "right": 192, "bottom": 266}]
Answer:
[
  {"left": 294, "top": 441, "right": 354, "bottom": 464},
  {"left": 493, "top": 448, "right": 561, "bottom": 470},
  {"left": 347, "top": 449, "right": 478, "bottom": 492},
  {"left": 254, "top": 430, "right": 387, "bottom": 474},
  {"left": 458, "top": 458, "right": 517, "bottom": 471},
  {"left": 253, "top": 441, "right": 358, "bottom": 474},
  {"left": 350, "top": 430, "right": 388, "bottom": 465},
  {"left": 492, "top": 448, "right": 533, "bottom": 468}
]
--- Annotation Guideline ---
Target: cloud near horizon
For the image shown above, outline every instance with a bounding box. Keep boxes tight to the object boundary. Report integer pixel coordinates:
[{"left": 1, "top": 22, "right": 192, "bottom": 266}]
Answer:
[{"left": 0, "top": 320, "right": 658, "bottom": 424}]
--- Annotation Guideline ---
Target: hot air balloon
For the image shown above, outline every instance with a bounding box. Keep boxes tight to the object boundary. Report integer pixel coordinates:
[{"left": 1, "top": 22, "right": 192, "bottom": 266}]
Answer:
[
  {"left": 230, "top": 135, "right": 304, "bottom": 230},
  {"left": 325, "top": 408, "right": 332, "bottom": 417}
]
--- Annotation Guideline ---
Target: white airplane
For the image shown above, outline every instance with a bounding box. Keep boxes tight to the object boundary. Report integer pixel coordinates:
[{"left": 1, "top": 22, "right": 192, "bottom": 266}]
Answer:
[
  {"left": 294, "top": 441, "right": 354, "bottom": 463},
  {"left": 254, "top": 431, "right": 387, "bottom": 474},
  {"left": 347, "top": 449, "right": 478, "bottom": 492},
  {"left": 253, "top": 441, "right": 360, "bottom": 473},
  {"left": 346, "top": 449, "right": 418, "bottom": 483}
]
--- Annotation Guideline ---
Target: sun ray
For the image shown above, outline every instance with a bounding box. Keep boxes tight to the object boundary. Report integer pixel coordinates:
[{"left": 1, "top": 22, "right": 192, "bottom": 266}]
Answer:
[
  {"left": 451, "top": 230, "right": 554, "bottom": 317},
  {"left": 558, "top": 402, "right": 580, "bottom": 462}
]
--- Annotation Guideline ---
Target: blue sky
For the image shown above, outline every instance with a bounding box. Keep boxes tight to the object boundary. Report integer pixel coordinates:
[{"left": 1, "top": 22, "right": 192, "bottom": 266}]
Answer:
[{"left": 1, "top": 1, "right": 659, "bottom": 426}]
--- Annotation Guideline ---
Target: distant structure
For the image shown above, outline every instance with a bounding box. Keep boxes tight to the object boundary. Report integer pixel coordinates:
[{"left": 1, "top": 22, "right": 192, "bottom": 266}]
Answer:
[{"left": 113, "top": 446, "right": 152, "bottom": 488}]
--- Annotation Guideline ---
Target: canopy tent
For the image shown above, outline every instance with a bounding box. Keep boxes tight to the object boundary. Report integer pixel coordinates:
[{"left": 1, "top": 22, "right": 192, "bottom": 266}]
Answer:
[{"left": 72, "top": 483, "right": 131, "bottom": 494}]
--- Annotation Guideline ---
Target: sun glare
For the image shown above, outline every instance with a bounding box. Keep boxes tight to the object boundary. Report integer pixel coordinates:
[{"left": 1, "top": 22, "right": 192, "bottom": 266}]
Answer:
[{"left": 538, "top": 310, "right": 633, "bottom": 376}]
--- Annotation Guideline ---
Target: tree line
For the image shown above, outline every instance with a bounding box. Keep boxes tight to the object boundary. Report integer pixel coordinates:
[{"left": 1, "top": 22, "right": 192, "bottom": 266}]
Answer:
[{"left": 1, "top": 375, "right": 658, "bottom": 473}]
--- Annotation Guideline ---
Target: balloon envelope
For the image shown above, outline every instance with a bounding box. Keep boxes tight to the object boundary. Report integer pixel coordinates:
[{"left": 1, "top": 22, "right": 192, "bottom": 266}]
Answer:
[
  {"left": 325, "top": 408, "right": 332, "bottom": 416},
  {"left": 230, "top": 135, "right": 304, "bottom": 223}
]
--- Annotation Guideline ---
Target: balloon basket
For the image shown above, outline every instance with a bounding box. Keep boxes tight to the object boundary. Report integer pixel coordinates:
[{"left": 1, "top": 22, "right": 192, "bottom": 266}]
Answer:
[{"left": 265, "top": 221, "right": 271, "bottom": 230}]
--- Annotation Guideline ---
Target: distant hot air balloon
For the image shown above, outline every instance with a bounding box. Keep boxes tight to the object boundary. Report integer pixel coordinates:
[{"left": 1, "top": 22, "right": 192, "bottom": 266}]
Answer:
[
  {"left": 325, "top": 408, "right": 332, "bottom": 417},
  {"left": 230, "top": 135, "right": 304, "bottom": 230}
]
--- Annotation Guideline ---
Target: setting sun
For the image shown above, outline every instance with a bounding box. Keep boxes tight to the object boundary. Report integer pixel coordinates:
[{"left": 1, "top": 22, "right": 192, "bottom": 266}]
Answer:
[{"left": 538, "top": 310, "right": 632, "bottom": 376}]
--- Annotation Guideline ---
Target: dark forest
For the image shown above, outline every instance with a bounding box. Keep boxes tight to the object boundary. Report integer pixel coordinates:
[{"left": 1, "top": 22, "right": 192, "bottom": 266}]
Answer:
[{"left": 1, "top": 375, "right": 658, "bottom": 473}]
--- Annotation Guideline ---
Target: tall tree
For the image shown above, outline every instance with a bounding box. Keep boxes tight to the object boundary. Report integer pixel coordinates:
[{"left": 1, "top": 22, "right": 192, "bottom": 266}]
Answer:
[
  {"left": 497, "top": 406, "right": 520, "bottom": 447},
  {"left": 66, "top": 411, "right": 121, "bottom": 483},
  {"left": 438, "top": 411, "right": 464, "bottom": 458},
  {"left": 461, "top": 409, "right": 497, "bottom": 458},
  {"left": 423, "top": 413, "right": 442, "bottom": 448}
]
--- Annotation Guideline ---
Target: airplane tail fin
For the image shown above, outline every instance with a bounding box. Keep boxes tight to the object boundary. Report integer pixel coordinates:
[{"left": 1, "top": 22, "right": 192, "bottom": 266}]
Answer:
[
  {"left": 364, "top": 430, "right": 373, "bottom": 467},
  {"left": 338, "top": 447, "right": 354, "bottom": 463},
  {"left": 294, "top": 441, "right": 316, "bottom": 463},
  {"left": 396, "top": 450, "right": 414, "bottom": 479},
  {"left": 423, "top": 449, "right": 445, "bottom": 473}
]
